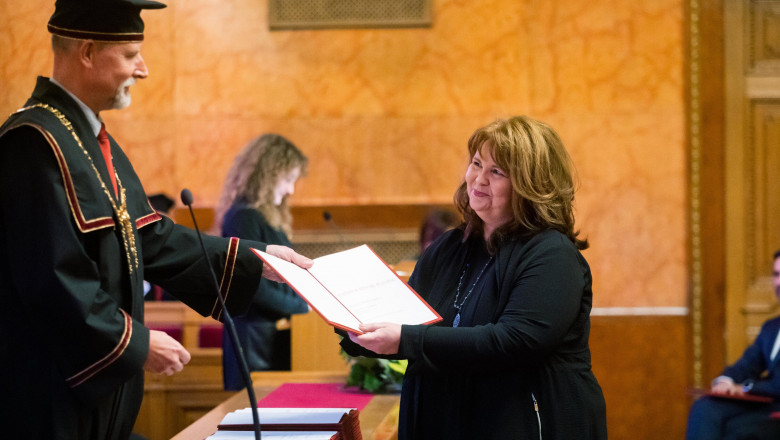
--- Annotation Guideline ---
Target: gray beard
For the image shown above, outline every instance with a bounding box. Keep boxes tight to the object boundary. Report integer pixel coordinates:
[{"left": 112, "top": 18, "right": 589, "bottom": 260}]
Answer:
[{"left": 112, "top": 78, "right": 135, "bottom": 110}]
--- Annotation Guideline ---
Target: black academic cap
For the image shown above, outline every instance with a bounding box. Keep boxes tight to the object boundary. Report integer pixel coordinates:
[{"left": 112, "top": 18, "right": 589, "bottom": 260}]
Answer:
[
  {"left": 148, "top": 193, "right": 175, "bottom": 214},
  {"left": 48, "top": 0, "right": 166, "bottom": 43}
]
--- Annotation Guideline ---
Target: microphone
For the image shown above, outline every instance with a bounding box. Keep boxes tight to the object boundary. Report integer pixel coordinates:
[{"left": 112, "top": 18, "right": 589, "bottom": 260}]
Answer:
[
  {"left": 323, "top": 210, "right": 348, "bottom": 251},
  {"left": 180, "top": 189, "right": 262, "bottom": 440}
]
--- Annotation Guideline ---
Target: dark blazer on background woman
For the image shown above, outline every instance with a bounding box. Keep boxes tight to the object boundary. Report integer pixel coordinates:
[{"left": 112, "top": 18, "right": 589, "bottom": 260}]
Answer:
[{"left": 221, "top": 201, "right": 309, "bottom": 390}]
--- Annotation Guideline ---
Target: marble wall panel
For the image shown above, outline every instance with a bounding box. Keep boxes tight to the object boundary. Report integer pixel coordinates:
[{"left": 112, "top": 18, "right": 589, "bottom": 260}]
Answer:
[{"left": 0, "top": 0, "right": 686, "bottom": 307}]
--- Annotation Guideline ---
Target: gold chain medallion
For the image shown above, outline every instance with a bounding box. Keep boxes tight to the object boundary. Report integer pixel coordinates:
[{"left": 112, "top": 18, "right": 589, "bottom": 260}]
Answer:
[{"left": 20, "top": 103, "right": 139, "bottom": 274}]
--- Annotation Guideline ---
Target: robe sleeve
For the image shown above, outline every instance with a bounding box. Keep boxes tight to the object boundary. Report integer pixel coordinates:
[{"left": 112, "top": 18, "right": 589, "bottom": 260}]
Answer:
[
  {"left": 138, "top": 213, "right": 268, "bottom": 321},
  {"left": 220, "top": 207, "right": 308, "bottom": 318}
]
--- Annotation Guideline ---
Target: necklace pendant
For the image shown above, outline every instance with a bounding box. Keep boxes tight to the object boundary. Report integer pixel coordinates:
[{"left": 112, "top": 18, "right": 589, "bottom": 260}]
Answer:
[
  {"left": 453, "top": 313, "right": 461, "bottom": 328},
  {"left": 115, "top": 187, "right": 138, "bottom": 274}
]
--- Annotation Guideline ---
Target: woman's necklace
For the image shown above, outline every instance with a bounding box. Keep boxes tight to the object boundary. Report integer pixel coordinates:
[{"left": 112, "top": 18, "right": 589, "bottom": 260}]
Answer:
[{"left": 453, "top": 256, "right": 494, "bottom": 327}]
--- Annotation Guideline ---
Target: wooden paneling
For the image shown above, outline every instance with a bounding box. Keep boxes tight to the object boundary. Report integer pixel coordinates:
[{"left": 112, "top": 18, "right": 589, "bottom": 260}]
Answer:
[
  {"left": 747, "top": 0, "right": 780, "bottom": 74},
  {"left": 171, "top": 372, "right": 400, "bottom": 440},
  {"left": 291, "top": 312, "right": 351, "bottom": 372},
  {"left": 137, "top": 297, "right": 691, "bottom": 440},
  {"left": 724, "top": 0, "right": 780, "bottom": 362},
  {"left": 144, "top": 301, "right": 222, "bottom": 349},
  {"left": 172, "top": 313, "right": 689, "bottom": 440},
  {"left": 748, "top": 103, "right": 780, "bottom": 283},
  {"left": 690, "top": 0, "right": 728, "bottom": 387},
  {"left": 290, "top": 204, "right": 456, "bottom": 231},
  {"left": 134, "top": 349, "right": 233, "bottom": 440},
  {"left": 590, "top": 315, "right": 689, "bottom": 439},
  {"left": 170, "top": 204, "right": 457, "bottom": 233}
]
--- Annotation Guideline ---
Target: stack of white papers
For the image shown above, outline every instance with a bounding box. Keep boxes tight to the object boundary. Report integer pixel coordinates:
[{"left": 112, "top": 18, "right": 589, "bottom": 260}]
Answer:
[
  {"left": 220, "top": 407, "right": 356, "bottom": 426},
  {"left": 206, "top": 431, "right": 338, "bottom": 439}
]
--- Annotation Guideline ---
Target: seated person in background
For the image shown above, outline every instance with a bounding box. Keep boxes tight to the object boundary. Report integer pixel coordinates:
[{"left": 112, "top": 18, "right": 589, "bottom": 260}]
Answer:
[
  {"left": 392, "top": 209, "right": 459, "bottom": 279},
  {"left": 686, "top": 249, "right": 780, "bottom": 439},
  {"left": 215, "top": 133, "right": 310, "bottom": 390},
  {"left": 148, "top": 193, "right": 175, "bottom": 216},
  {"left": 419, "top": 208, "right": 459, "bottom": 254}
]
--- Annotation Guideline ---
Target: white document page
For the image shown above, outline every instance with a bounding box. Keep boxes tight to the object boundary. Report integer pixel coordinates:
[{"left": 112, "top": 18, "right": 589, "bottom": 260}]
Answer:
[
  {"left": 252, "top": 245, "right": 441, "bottom": 333},
  {"left": 207, "top": 431, "right": 338, "bottom": 439},
  {"left": 252, "top": 249, "right": 362, "bottom": 331},
  {"left": 307, "top": 245, "right": 438, "bottom": 325},
  {"left": 220, "top": 407, "right": 355, "bottom": 425}
]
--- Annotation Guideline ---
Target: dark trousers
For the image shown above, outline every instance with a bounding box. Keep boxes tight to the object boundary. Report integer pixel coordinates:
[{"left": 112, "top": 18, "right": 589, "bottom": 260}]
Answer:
[{"left": 686, "top": 396, "right": 780, "bottom": 440}]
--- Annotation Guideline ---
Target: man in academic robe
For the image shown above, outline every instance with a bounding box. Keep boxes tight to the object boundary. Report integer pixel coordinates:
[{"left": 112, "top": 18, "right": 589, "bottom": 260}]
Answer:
[{"left": 0, "top": 1, "right": 311, "bottom": 439}]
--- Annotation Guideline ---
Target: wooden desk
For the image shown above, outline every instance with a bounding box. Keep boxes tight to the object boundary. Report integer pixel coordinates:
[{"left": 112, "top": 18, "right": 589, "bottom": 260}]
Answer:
[
  {"left": 172, "top": 371, "right": 400, "bottom": 440},
  {"left": 290, "top": 313, "right": 350, "bottom": 372}
]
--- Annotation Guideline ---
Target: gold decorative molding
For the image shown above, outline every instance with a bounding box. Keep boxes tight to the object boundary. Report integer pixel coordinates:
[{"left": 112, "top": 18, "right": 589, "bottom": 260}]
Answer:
[
  {"left": 689, "top": 0, "right": 704, "bottom": 388},
  {"left": 268, "top": 0, "right": 433, "bottom": 30}
]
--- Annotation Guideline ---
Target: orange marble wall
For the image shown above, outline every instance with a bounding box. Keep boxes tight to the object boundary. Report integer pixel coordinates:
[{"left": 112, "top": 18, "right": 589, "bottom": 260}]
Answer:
[{"left": 0, "top": 0, "right": 686, "bottom": 308}]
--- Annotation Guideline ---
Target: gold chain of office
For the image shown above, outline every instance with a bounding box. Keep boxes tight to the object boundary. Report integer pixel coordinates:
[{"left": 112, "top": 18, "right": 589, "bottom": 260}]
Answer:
[{"left": 16, "top": 103, "right": 139, "bottom": 274}]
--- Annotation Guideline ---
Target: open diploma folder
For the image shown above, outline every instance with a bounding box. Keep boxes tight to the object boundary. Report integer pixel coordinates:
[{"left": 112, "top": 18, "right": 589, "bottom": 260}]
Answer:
[{"left": 252, "top": 245, "right": 441, "bottom": 334}]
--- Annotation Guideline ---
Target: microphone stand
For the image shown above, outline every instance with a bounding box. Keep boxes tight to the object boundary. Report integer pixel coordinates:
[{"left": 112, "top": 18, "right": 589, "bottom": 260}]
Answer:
[
  {"left": 323, "top": 210, "right": 347, "bottom": 251},
  {"left": 180, "top": 189, "right": 261, "bottom": 440}
]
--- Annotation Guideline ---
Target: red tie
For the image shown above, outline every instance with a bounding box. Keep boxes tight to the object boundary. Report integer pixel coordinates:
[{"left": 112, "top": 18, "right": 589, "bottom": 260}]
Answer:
[{"left": 97, "top": 123, "right": 118, "bottom": 196}]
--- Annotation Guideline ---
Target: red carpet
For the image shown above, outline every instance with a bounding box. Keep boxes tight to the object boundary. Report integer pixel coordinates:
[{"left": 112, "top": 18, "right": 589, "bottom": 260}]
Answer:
[{"left": 257, "top": 383, "right": 373, "bottom": 411}]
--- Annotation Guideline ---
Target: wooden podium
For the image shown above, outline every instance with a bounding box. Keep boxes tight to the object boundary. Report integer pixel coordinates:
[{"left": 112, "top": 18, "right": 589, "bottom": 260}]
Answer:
[{"left": 171, "top": 371, "right": 400, "bottom": 440}]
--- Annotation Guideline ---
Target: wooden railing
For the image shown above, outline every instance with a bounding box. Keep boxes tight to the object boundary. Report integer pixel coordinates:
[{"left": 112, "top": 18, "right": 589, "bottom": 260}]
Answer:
[
  {"left": 137, "top": 210, "right": 693, "bottom": 438},
  {"left": 144, "top": 301, "right": 223, "bottom": 349},
  {"left": 136, "top": 303, "right": 352, "bottom": 439}
]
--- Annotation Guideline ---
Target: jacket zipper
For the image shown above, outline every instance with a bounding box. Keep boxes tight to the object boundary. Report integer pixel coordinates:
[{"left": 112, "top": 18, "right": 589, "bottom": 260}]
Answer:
[{"left": 532, "top": 392, "right": 542, "bottom": 440}]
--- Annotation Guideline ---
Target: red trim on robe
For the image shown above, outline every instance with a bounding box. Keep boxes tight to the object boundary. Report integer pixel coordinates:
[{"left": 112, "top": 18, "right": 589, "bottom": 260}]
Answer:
[
  {"left": 66, "top": 310, "right": 133, "bottom": 388},
  {"left": 211, "top": 237, "right": 239, "bottom": 320},
  {"left": 35, "top": 125, "right": 115, "bottom": 232},
  {"left": 18, "top": 123, "right": 160, "bottom": 232},
  {"left": 136, "top": 211, "right": 161, "bottom": 229}
]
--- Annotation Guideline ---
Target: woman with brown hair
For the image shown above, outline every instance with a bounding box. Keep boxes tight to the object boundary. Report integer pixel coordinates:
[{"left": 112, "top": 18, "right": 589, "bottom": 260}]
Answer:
[
  {"left": 340, "top": 116, "right": 607, "bottom": 439},
  {"left": 216, "top": 133, "right": 310, "bottom": 390}
]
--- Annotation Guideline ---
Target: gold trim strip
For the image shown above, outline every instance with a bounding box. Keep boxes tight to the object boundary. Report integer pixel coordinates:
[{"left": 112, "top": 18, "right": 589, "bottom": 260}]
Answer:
[
  {"left": 47, "top": 23, "right": 144, "bottom": 42},
  {"left": 689, "top": 0, "right": 704, "bottom": 389}
]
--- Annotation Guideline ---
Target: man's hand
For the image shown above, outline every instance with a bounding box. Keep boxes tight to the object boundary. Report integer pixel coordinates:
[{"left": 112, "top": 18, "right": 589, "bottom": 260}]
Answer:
[
  {"left": 263, "top": 245, "right": 313, "bottom": 282},
  {"left": 144, "top": 329, "right": 191, "bottom": 376},
  {"left": 711, "top": 379, "right": 744, "bottom": 396},
  {"left": 348, "top": 322, "right": 402, "bottom": 355}
]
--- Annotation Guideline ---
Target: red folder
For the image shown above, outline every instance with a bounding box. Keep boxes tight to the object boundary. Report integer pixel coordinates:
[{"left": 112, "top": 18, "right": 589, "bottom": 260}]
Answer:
[{"left": 688, "top": 388, "right": 773, "bottom": 404}]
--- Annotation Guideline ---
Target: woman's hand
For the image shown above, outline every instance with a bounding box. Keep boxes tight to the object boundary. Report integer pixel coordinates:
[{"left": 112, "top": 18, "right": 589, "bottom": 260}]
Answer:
[{"left": 348, "top": 322, "right": 402, "bottom": 354}]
